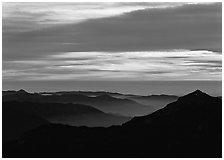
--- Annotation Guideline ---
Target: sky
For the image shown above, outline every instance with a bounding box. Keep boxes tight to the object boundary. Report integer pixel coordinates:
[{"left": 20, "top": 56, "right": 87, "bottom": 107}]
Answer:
[{"left": 2, "top": 2, "right": 222, "bottom": 95}]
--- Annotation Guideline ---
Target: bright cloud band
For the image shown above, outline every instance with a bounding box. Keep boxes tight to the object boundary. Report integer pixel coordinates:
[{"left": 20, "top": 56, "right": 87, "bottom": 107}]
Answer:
[{"left": 3, "top": 50, "right": 221, "bottom": 81}]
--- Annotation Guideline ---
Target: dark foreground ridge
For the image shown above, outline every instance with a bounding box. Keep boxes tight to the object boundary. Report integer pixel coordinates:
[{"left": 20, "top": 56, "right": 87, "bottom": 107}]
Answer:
[
  {"left": 3, "top": 101, "right": 131, "bottom": 142},
  {"left": 3, "top": 90, "right": 222, "bottom": 158}
]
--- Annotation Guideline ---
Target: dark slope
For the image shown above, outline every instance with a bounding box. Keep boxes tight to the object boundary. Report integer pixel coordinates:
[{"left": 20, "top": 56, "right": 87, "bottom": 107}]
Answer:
[
  {"left": 3, "top": 101, "right": 130, "bottom": 128},
  {"left": 3, "top": 106, "right": 49, "bottom": 142},
  {"left": 3, "top": 90, "right": 222, "bottom": 158},
  {"left": 3, "top": 91, "right": 153, "bottom": 116},
  {"left": 122, "top": 90, "right": 222, "bottom": 157},
  {"left": 125, "top": 90, "right": 221, "bottom": 127}
]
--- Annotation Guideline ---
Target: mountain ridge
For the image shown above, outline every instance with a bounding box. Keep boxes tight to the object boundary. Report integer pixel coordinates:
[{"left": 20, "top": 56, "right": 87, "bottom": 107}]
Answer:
[
  {"left": 3, "top": 101, "right": 131, "bottom": 128},
  {"left": 124, "top": 89, "right": 221, "bottom": 128},
  {"left": 3, "top": 90, "right": 222, "bottom": 157},
  {"left": 3, "top": 91, "right": 154, "bottom": 116}
]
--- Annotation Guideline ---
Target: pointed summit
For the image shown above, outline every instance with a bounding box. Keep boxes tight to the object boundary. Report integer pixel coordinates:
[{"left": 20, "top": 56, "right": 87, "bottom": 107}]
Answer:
[
  {"left": 192, "top": 89, "right": 205, "bottom": 95},
  {"left": 124, "top": 90, "right": 221, "bottom": 129},
  {"left": 181, "top": 89, "right": 210, "bottom": 99},
  {"left": 17, "top": 89, "right": 28, "bottom": 94}
]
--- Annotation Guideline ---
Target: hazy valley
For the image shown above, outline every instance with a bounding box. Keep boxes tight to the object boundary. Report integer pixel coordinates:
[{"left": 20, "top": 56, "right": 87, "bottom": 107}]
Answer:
[{"left": 2, "top": 89, "right": 222, "bottom": 157}]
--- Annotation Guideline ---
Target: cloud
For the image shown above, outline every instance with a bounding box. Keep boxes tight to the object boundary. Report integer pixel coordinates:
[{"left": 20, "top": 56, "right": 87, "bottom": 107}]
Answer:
[
  {"left": 3, "top": 50, "right": 222, "bottom": 81},
  {"left": 2, "top": 3, "right": 222, "bottom": 83},
  {"left": 3, "top": 2, "right": 185, "bottom": 33},
  {"left": 3, "top": 3, "right": 221, "bottom": 62}
]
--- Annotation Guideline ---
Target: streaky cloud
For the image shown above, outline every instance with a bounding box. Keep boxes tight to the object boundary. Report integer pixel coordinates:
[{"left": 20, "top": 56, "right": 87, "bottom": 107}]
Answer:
[{"left": 3, "top": 50, "right": 222, "bottom": 81}]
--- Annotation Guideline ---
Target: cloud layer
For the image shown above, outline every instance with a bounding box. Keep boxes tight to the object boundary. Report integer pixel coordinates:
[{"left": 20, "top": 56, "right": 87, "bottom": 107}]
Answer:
[
  {"left": 2, "top": 2, "right": 222, "bottom": 83},
  {"left": 3, "top": 2, "right": 185, "bottom": 33},
  {"left": 3, "top": 50, "right": 221, "bottom": 81}
]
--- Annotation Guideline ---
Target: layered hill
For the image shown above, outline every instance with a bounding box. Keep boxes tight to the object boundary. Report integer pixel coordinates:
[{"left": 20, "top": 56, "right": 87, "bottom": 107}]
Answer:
[
  {"left": 125, "top": 90, "right": 221, "bottom": 127},
  {"left": 127, "top": 94, "right": 178, "bottom": 110},
  {"left": 3, "top": 90, "right": 153, "bottom": 116},
  {"left": 3, "top": 90, "right": 222, "bottom": 158},
  {"left": 3, "top": 106, "right": 50, "bottom": 142},
  {"left": 3, "top": 101, "right": 130, "bottom": 128}
]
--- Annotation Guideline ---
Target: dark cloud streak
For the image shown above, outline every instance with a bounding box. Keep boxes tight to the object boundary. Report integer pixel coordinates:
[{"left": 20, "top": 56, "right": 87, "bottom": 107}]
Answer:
[{"left": 3, "top": 3, "right": 221, "bottom": 61}]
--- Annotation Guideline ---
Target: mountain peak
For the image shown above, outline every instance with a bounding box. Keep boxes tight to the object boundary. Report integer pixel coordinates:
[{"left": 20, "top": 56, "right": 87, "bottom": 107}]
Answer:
[
  {"left": 184, "top": 89, "right": 210, "bottom": 97},
  {"left": 17, "top": 89, "right": 28, "bottom": 93},
  {"left": 193, "top": 89, "right": 204, "bottom": 94},
  {"left": 176, "top": 90, "right": 211, "bottom": 103},
  {"left": 124, "top": 90, "right": 221, "bottom": 128}
]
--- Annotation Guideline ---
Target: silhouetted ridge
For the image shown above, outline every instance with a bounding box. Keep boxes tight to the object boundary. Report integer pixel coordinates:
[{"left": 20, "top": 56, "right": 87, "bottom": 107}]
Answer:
[
  {"left": 17, "top": 89, "right": 28, "bottom": 93},
  {"left": 3, "top": 90, "right": 222, "bottom": 157},
  {"left": 3, "top": 91, "right": 153, "bottom": 117},
  {"left": 3, "top": 106, "right": 50, "bottom": 142},
  {"left": 124, "top": 89, "right": 221, "bottom": 128},
  {"left": 3, "top": 101, "right": 131, "bottom": 130},
  {"left": 180, "top": 89, "right": 210, "bottom": 99},
  {"left": 3, "top": 89, "right": 29, "bottom": 96}
]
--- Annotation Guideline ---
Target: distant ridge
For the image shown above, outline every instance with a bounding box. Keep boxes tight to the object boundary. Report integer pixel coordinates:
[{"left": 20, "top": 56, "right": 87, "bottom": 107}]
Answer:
[
  {"left": 3, "top": 90, "right": 222, "bottom": 157},
  {"left": 3, "top": 89, "right": 28, "bottom": 96},
  {"left": 3, "top": 101, "right": 131, "bottom": 128},
  {"left": 3, "top": 90, "right": 154, "bottom": 116}
]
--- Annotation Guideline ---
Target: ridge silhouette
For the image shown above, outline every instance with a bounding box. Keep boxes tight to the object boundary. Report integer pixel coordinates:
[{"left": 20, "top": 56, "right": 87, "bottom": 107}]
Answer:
[
  {"left": 3, "top": 90, "right": 221, "bottom": 158},
  {"left": 3, "top": 90, "right": 154, "bottom": 117}
]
